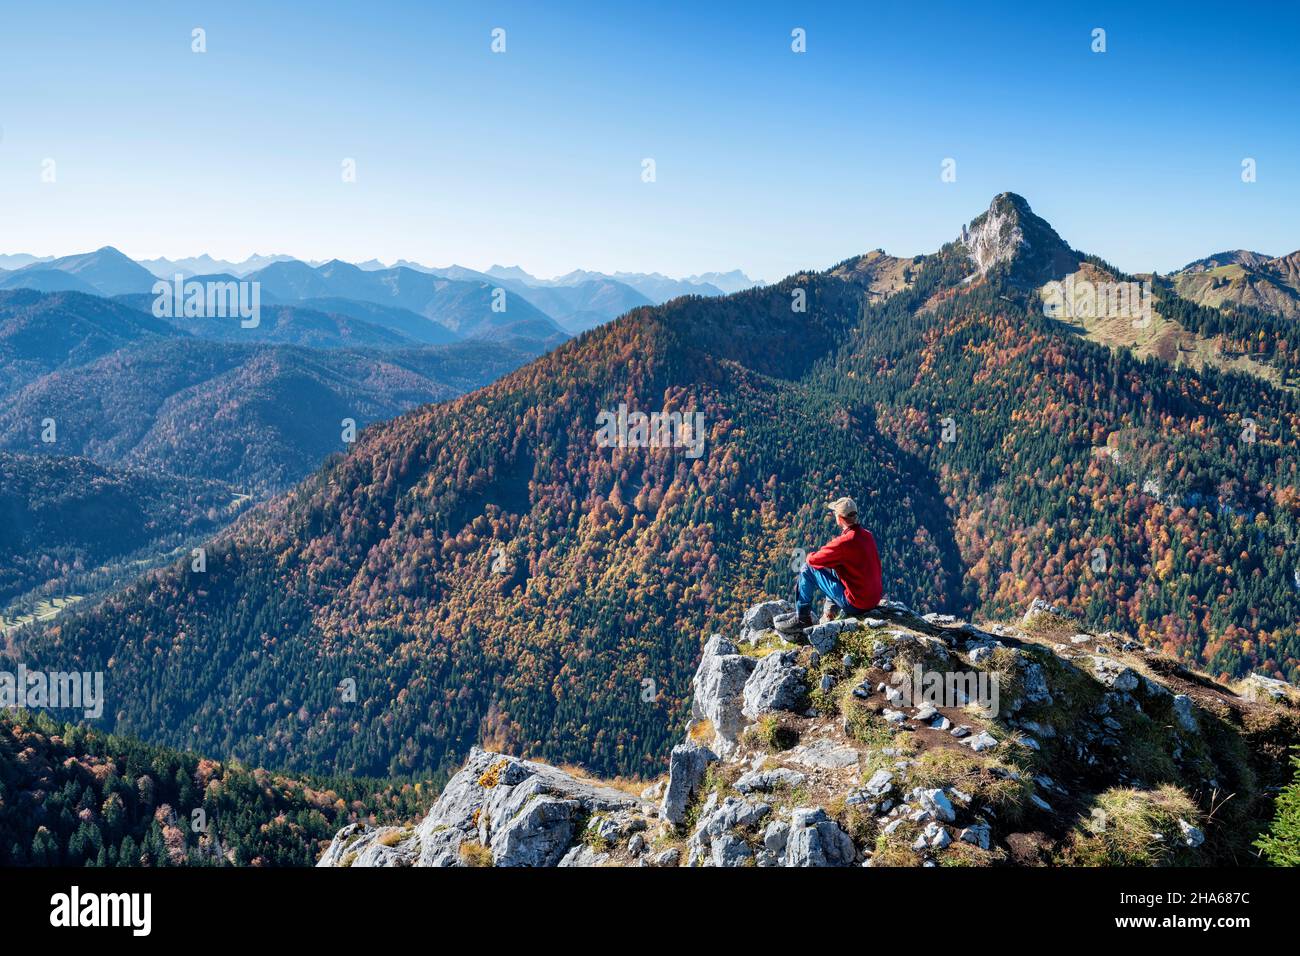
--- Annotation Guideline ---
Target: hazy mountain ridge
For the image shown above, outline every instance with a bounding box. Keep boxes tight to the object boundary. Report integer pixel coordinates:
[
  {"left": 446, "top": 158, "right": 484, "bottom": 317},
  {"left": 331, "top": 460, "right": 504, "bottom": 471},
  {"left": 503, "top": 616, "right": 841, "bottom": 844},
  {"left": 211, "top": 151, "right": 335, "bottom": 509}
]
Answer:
[
  {"left": 0, "top": 331, "right": 543, "bottom": 494},
  {"left": 482, "top": 263, "right": 760, "bottom": 304},
  {"left": 136, "top": 252, "right": 298, "bottom": 279},
  {"left": 8, "top": 247, "right": 157, "bottom": 297},
  {"left": 2, "top": 246, "right": 767, "bottom": 339},
  {"left": 0, "top": 254, "right": 54, "bottom": 271},
  {"left": 0, "top": 269, "right": 102, "bottom": 296},
  {"left": 246, "top": 259, "right": 568, "bottom": 344}
]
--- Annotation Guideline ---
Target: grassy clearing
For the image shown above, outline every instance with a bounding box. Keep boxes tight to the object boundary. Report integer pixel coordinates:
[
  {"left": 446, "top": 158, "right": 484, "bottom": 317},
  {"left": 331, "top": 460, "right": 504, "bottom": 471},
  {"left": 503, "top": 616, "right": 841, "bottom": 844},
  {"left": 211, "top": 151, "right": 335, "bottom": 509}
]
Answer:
[
  {"left": 1061, "top": 785, "right": 1203, "bottom": 866},
  {"left": 738, "top": 630, "right": 794, "bottom": 658},
  {"left": 937, "top": 841, "right": 1006, "bottom": 866},
  {"left": 844, "top": 704, "right": 898, "bottom": 751},
  {"left": 0, "top": 595, "right": 85, "bottom": 633}
]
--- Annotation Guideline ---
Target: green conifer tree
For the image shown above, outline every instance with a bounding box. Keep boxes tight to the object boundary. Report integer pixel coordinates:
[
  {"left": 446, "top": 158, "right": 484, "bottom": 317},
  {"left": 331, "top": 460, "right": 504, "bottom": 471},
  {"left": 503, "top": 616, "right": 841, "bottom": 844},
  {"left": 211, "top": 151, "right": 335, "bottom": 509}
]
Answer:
[{"left": 1256, "top": 748, "right": 1300, "bottom": 866}]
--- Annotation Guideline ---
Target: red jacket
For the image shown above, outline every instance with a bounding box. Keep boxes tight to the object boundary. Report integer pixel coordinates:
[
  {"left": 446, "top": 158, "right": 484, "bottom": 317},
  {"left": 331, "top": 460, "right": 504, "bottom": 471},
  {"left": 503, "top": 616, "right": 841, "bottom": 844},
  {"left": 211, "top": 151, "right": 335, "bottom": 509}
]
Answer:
[{"left": 808, "top": 524, "right": 883, "bottom": 611}]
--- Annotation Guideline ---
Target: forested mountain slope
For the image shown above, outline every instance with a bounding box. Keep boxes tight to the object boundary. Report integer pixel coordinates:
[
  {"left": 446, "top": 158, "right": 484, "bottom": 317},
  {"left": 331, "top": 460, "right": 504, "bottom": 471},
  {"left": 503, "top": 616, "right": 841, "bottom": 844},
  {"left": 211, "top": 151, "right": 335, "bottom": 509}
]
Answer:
[
  {"left": 0, "top": 452, "right": 246, "bottom": 609},
  {"left": 0, "top": 711, "right": 428, "bottom": 867},
  {"left": 0, "top": 290, "right": 180, "bottom": 395},
  {"left": 0, "top": 290, "right": 548, "bottom": 630},
  {"left": 0, "top": 338, "right": 542, "bottom": 494}
]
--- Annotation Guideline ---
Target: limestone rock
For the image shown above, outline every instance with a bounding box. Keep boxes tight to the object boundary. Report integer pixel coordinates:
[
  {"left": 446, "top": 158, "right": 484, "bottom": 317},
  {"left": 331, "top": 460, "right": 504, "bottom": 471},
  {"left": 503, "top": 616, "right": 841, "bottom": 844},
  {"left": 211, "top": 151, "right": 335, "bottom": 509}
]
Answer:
[
  {"left": 689, "top": 795, "right": 771, "bottom": 867},
  {"left": 735, "top": 767, "right": 807, "bottom": 794},
  {"left": 1019, "top": 659, "right": 1053, "bottom": 706},
  {"left": 558, "top": 843, "right": 609, "bottom": 867},
  {"left": 1179, "top": 819, "right": 1205, "bottom": 848},
  {"left": 911, "top": 787, "right": 956, "bottom": 823},
  {"left": 785, "top": 807, "right": 856, "bottom": 867},
  {"left": 960, "top": 821, "right": 991, "bottom": 850},
  {"left": 862, "top": 769, "right": 895, "bottom": 798},
  {"left": 962, "top": 731, "right": 999, "bottom": 752},
  {"left": 1022, "top": 596, "right": 1069, "bottom": 624},
  {"left": 805, "top": 618, "right": 861, "bottom": 654},
  {"left": 320, "top": 747, "right": 635, "bottom": 868},
  {"left": 788, "top": 738, "right": 861, "bottom": 770},
  {"left": 1172, "top": 694, "right": 1199, "bottom": 733},
  {"left": 661, "top": 742, "right": 717, "bottom": 826},
  {"left": 692, "top": 634, "right": 756, "bottom": 754},
  {"left": 1241, "top": 672, "right": 1294, "bottom": 703},
  {"left": 1090, "top": 656, "right": 1140, "bottom": 693},
  {"left": 742, "top": 649, "right": 807, "bottom": 720},
  {"left": 741, "top": 600, "right": 794, "bottom": 641},
  {"left": 651, "top": 847, "right": 681, "bottom": 867}
]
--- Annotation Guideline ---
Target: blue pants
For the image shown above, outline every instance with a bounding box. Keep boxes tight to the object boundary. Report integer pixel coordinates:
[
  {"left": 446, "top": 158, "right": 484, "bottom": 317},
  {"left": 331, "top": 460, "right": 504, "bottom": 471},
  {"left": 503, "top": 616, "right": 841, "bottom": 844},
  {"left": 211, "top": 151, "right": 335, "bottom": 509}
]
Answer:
[{"left": 796, "top": 564, "right": 858, "bottom": 614}]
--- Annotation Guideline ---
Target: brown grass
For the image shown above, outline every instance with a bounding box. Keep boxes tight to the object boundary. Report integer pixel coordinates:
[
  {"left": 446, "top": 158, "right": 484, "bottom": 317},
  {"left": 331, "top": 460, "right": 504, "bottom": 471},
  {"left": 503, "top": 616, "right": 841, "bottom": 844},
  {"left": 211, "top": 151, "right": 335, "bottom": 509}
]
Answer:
[{"left": 459, "top": 841, "right": 494, "bottom": 867}]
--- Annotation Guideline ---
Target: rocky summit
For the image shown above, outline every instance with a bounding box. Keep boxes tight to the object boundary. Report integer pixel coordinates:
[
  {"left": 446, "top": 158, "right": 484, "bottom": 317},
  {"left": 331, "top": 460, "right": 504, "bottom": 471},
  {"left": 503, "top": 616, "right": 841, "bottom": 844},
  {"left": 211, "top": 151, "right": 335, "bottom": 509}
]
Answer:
[{"left": 319, "top": 597, "right": 1299, "bottom": 867}]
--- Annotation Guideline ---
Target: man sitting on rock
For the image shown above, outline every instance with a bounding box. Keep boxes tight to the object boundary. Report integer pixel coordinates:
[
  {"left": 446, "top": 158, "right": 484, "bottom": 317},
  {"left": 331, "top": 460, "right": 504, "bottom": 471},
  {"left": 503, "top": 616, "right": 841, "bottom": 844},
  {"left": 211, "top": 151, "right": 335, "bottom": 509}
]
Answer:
[{"left": 780, "top": 497, "right": 882, "bottom": 632}]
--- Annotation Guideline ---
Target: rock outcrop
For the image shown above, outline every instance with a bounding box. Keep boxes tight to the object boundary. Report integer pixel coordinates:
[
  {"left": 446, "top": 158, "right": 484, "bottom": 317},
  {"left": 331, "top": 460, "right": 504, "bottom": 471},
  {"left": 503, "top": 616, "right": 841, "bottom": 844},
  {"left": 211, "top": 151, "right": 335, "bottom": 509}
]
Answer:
[
  {"left": 661, "top": 742, "right": 716, "bottom": 826},
  {"left": 316, "top": 747, "right": 641, "bottom": 868},
  {"left": 742, "top": 649, "right": 807, "bottom": 719},
  {"left": 690, "top": 634, "right": 756, "bottom": 755},
  {"left": 959, "top": 193, "right": 1081, "bottom": 287},
  {"left": 319, "top": 598, "right": 1299, "bottom": 868}
]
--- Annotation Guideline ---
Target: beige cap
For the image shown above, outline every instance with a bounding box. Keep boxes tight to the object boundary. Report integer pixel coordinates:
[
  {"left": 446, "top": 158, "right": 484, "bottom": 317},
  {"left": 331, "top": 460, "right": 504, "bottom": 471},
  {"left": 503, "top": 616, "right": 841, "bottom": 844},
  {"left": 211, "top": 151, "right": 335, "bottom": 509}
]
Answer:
[{"left": 827, "top": 496, "right": 858, "bottom": 518}]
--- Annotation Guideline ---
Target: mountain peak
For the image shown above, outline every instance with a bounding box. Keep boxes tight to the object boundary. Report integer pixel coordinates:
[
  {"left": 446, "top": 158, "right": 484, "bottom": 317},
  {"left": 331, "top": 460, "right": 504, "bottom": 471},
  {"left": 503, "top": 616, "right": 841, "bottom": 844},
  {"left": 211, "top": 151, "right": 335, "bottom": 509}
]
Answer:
[
  {"left": 10, "top": 245, "right": 157, "bottom": 296},
  {"left": 989, "top": 190, "right": 1033, "bottom": 214},
  {"left": 1176, "top": 249, "right": 1274, "bottom": 274},
  {"left": 486, "top": 264, "right": 535, "bottom": 283},
  {"left": 958, "top": 193, "right": 1080, "bottom": 285}
]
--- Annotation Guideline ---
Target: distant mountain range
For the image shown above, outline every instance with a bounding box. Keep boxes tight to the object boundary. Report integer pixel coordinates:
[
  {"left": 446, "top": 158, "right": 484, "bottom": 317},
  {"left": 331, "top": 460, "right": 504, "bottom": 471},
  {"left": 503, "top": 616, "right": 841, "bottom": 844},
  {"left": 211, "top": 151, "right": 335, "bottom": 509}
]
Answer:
[
  {"left": 136, "top": 252, "right": 299, "bottom": 278},
  {"left": 0, "top": 247, "right": 764, "bottom": 338},
  {"left": 482, "top": 264, "right": 764, "bottom": 301},
  {"left": 0, "top": 254, "right": 54, "bottom": 271}
]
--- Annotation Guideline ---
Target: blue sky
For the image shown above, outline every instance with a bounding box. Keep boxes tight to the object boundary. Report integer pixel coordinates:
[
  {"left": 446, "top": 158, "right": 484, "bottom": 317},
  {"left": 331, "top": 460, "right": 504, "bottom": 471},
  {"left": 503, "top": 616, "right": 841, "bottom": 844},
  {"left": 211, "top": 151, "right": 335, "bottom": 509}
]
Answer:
[{"left": 2, "top": 1, "right": 1297, "bottom": 281}]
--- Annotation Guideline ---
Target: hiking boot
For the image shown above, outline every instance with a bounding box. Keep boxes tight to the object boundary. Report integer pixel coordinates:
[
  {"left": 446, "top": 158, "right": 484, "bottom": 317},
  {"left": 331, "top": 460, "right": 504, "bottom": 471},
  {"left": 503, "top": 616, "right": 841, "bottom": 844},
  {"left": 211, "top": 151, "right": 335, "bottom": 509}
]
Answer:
[
  {"left": 774, "top": 609, "right": 815, "bottom": 634},
  {"left": 821, "top": 600, "right": 841, "bottom": 624}
]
